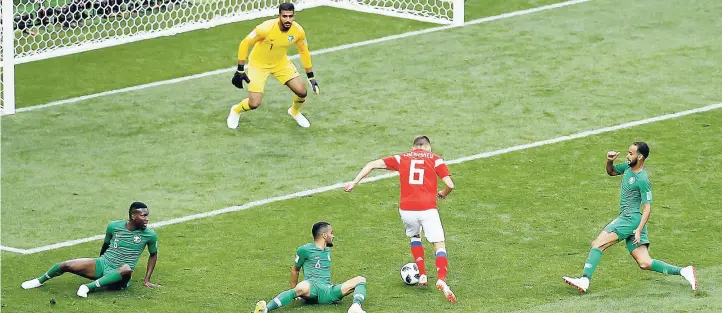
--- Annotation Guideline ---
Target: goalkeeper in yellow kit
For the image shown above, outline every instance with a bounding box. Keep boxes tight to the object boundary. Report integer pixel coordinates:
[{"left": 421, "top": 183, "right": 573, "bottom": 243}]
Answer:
[{"left": 227, "top": 2, "right": 320, "bottom": 129}]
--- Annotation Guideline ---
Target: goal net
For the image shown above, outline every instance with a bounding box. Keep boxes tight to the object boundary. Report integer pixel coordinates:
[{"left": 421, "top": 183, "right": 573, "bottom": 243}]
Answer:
[{"left": 1, "top": 0, "right": 463, "bottom": 114}]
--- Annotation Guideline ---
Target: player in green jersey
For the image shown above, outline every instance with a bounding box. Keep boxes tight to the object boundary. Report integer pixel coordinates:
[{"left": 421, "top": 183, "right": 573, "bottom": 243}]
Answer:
[
  {"left": 254, "top": 222, "right": 368, "bottom": 313},
  {"left": 563, "top": 142, "right": 697, "bottom": 292},
  {"left": 21, "top": 202, "right": 160, "bottom": 298}
]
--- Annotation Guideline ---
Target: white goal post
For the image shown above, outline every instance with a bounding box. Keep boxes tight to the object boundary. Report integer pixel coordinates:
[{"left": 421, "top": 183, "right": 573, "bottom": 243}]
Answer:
[{"left": 0, "top": 0, "right": 464, "bottom": 115}]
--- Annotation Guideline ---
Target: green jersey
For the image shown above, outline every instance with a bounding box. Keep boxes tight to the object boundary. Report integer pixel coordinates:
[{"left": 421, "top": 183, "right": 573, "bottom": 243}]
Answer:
[
  {"left": 294, "top": 243, "right": 332, "bottom": 284},
  {"left": 613, "top": 163, "right": 652, "bottom": 216},
  {"left": 101, "top": 220, "right": 158, "bottom": 270}
]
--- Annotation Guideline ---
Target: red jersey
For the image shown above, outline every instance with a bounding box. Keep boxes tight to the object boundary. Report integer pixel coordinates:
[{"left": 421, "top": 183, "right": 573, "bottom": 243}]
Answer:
[{"left": 382, "top": 149, "right": 451, "bottom": 211}]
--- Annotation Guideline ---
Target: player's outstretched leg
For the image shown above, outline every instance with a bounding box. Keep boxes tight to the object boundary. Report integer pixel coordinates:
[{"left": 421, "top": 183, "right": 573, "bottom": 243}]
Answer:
[
  {"left": 258, "top": 280, "right": 311, "bottom": 312},
  {"left": 340, "top": 276, "right": 367, "bottom": 313},
  {"left": 409, "top": 236, "right": 428, "bottom": 286},
  {"left": 563, "top": 231, "right": 618, "bottom": 293},
  {"left": 285, "top": 77, "right": 310, "bottom": 128},
  {"left": 78, "top": 264, "right": 132, "bottom": 298},
  {"left": 227, "top": 93, "right": 262, "bottom": 129},
  {"left": 254, "top": 301, "right": 268, "bottom": 313},
  {"left": 631, "top": 245, "right": 697, "bottom": 291},
  {"left": 22, "top": 258, "right": 96, "bottom": 290},
  {"left": 680, "top": 266, "right": 698, "bottom": 291}
]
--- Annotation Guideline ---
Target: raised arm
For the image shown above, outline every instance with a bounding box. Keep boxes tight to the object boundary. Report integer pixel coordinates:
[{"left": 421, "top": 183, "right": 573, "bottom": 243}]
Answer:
[
  {"left": 606, "top": 151, "right": 620, "bottom": 176},
  {"left": 344, "top": 159, "right": 388, "bottom": 192}
]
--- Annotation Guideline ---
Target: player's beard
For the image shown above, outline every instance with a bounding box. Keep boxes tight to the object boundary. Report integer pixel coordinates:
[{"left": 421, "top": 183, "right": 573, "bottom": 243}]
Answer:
[
  {"left": 326, "top": 241, "right": 333, "bottom": 247},
  {"left": 628, "top": 157, "right": 638, "bottom": 167}
]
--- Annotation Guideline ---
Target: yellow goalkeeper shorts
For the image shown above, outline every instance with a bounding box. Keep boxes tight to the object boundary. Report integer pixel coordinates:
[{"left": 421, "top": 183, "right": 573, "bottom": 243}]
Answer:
[{"left": 247, "top": 61, "right": 300, "bottom": 93}]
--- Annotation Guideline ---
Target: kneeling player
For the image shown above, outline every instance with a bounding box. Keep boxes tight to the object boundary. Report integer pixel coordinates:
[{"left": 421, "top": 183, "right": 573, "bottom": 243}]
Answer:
[
  {"left": 254, "top": 222, "right": 368, "bottom": 313},
  {"left": 21, "top": 202, "right": 160, "bottom": 297}
]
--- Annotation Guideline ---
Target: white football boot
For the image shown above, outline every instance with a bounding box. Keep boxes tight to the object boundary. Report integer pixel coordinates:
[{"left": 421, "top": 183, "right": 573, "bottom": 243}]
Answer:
[
  {"left": 253, "top": 300, "right": 268, "bottom": 313},
  {"left": 226, "top": 105, "right": 241, "bottom": 129},
  {"left": 76, "top": 284, "right": 89, "bottom": 298},
  {"left": 680, "top": 266, "right": 698, "bottom": 291},
  {"left": 562, "top": 276, "right": 589, "bottom": 293},
  {"left": 21, "top": 278, "right": 42, "bottom": 289},
  {"left": 418, "top": 274, "right": 428, "bottom": 287},
  {"left": 287, "top": 107, "right": 310, "bottom": 128},
  {"left": 435, "top": 279, "right": 457, "bottom": 303},
  {"left": 348, "top": 303, "right": 366, "bottom": 313}
]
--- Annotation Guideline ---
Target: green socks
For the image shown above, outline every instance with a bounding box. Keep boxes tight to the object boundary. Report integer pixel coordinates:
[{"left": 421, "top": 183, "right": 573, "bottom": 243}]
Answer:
[
  {"left": 582, "top": 248, "right": 603, "bottom": 279},
  {"left": 38, "top": 263, "right": 63, "bottom": 283},
  {"left": 651, "top": 259, "right": 682, "bottom": 275},
  {"left": 267, "top": 289, "right": 297, "bottom": 311},
  {"left": 86, "top": 270, "right": 123, "bottom": 290},
  {"left": 353, "top": 282, "right": 367, "bottom": 305}
]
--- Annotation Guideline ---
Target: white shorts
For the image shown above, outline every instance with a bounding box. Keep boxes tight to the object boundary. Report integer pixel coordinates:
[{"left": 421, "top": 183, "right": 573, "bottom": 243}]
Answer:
[{"left": 399, "top": 209, "right": 445, "bottom": 243}]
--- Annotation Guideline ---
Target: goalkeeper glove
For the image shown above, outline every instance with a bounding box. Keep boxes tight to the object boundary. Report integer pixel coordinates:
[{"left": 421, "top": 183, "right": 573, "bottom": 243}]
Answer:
[
  {"left": 307, "top": 72, "right": 320, "bottom": 95},
  {"left": 232, "top": 64, "right": 250, "bottom": 89}
]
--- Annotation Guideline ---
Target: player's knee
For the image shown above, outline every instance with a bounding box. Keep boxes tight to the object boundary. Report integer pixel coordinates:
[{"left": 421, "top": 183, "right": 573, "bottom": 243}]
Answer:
[
  {"left": 356, "top": 276, "right": 366, "bottom": 284},
  {"left": 58, "top": 262, "right": 72, "bottom": 272},
  {"left": 295, "top": 89, "right": 307, "bottom": 98},
  {"left": 248, "top": 101, "right": 261, "bottom": 109},
  {"left": 638, "top": 260, "right": 652, "bottom": 270},
  {"left": 294, "top": 281, "right": 311, "bottom": 294},
  {"left": 118, "top": 264, "right": 133, "bottom": 275}
]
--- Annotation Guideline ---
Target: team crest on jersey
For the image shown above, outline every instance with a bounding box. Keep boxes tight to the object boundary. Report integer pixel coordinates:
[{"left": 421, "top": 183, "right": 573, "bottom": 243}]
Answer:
[
  {"left": 628, "top": 177, "right": 636, "bottom": 184},
  {"left": 133, "top": 235, "right": 141, "bottom": 243},
  {"left": 287, "top": 35, "right": 294, "bottom": 42}
]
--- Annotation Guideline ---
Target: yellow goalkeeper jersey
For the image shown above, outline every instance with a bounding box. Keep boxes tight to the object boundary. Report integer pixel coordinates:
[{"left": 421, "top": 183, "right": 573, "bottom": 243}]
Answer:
[{"left": 238, "top": 19, "right": 312, "bottom": 69}]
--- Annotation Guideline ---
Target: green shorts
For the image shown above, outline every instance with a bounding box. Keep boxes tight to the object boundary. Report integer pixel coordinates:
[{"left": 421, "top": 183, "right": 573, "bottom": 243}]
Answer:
[
  {"left": 603, "top": 215, "right": 649, "bottom": 253},
  {"left": 94, "top": 257, "right": 131, "bottom": 289},
  {"left": 303, "top": 280, "right": 343, "bottom": 304}
]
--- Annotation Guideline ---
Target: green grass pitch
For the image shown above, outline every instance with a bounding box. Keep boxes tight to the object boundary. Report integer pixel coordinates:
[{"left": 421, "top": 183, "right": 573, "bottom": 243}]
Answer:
[{"left": 2, "top": 0, "right": 722, "bottom": 312}]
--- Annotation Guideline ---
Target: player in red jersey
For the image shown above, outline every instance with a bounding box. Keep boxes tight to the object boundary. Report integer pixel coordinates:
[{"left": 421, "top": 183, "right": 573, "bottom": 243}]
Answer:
[{"left": 344, "top": 136, "right": 456, "bottom": 303}]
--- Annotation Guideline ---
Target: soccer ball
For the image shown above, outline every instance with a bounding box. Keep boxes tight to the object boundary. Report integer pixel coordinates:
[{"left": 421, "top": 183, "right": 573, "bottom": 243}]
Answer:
[{"left": 400, "top": 263, "right": 420, "bottom": 285}]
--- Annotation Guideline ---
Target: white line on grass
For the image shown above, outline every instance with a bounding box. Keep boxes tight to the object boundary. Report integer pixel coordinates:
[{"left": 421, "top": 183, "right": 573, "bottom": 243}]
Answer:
[
  {"left": 3, "top": 102, "right": 720, "bottom": 255},
  {"left": 0, "top": 245, "right": 29, "bottom": 254},
  {"left": 13, "top": 0, "right": 593, "bottom": 114}
]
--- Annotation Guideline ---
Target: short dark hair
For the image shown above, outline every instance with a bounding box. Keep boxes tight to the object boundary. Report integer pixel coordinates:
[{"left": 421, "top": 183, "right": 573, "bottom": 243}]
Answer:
[
  {"left": 413, "top": 135, "right": 431, "bottom": 147},
  {"left": 129, "top": 201, "right": 148, "bottom": 218},
  {"left": 312, "top": 221, "right": 330, "bottom": 239},
  {"left": 633, "top": 141, "right": 650, "bottom": 159},
  {"left": 279, "top": 2, "right": 295, "bottom": 13}
]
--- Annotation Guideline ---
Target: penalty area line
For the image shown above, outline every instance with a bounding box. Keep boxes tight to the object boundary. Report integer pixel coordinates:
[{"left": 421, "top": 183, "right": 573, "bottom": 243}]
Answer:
[{"left": 4, "top": 101, "right": 720, "bottom": 255}]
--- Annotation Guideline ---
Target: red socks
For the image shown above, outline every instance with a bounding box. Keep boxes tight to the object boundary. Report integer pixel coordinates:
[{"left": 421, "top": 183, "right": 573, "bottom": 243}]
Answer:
[{"left": 410, "top": 237, "right": 427, "bottom": 275}]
